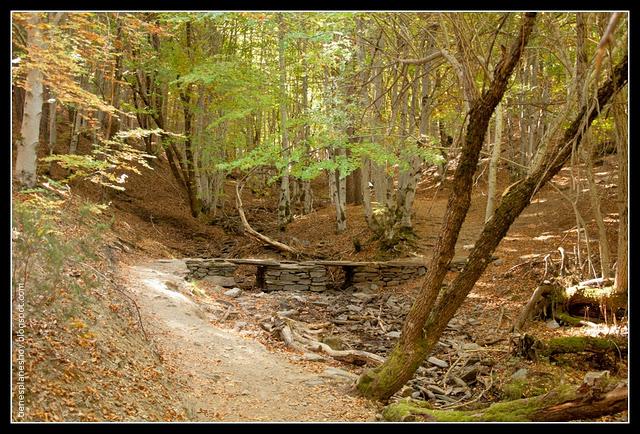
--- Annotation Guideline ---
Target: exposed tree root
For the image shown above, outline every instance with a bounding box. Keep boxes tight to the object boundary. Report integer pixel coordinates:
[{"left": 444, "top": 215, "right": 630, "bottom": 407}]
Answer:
[{"left": 270, "top": 315, "right": 384, "bottom": 366}]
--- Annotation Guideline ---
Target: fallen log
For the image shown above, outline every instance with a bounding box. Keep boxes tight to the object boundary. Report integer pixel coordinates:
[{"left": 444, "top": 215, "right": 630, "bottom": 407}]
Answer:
[
  {"left": 235, "top": 177, "right": 302, "bottom": 257},
  {"left": 512, "top": 280, "right": 626, "bottom": 331},
  {"left": 564, "top": 280, "right": 626, "bottom": 314},
  {"left": 383, "top": 375, "right": 627, "bottom": 421},
  {"left": 512, "top": 334, "right": 627, "bottom": 360}
]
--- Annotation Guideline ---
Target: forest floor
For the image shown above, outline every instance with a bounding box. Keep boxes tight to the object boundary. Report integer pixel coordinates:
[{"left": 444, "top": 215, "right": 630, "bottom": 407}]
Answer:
[{"left": 18, "top": 149, "right": 626, "bottom": 422}]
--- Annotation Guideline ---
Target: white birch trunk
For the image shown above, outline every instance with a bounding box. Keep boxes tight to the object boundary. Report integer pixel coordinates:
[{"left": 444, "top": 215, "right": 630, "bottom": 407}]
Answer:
[{"left": 15, "top": 13, "right": 44, "bottom": 188}]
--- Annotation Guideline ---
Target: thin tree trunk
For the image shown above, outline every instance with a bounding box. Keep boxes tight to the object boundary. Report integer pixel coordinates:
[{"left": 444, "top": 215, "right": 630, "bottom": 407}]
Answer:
[
  {"left": 69, "top": 107, "right": 82, "bottom": 154},
  {"left": 300, "top": 44, "right": 313, "bottom": 214},
  {"left": 584, "top": 136, "right": 612, "bottom": 278},
  {"left": 485, "top": 101, "right": 503, "bottom": 222},
  {"left": 331, "top": 168, "right": 347, "bottom": 233},
  {"left": 356, "top": 18, "right": 374, "bottom": 226},
  {"left": 361, "top": 157, "right": 374, "bottom": 226},
  {"left": 47, "top": 93, "right": 57, "bottom": 155},
  {"left": 527, "top": 50, "right": 538, "bottom": 158},
  {"left": 395, "top": 70, "right": 418, "bottom": 229},
  {"left": 277, "top": 13, "right": 292, "bottom": 228},
  {"left": 15, "top": 13, "right": 44, "bottom": 188},
  {"left": 106, "top": 15, "right": 123, "bottom": 139},
  {"left": 575, "top": 13, "right": 611, "bottom": 279},
  {"left": 518, "top": 61, "right": 528, "bottom": 168},
  {"left": 371, "top": 30, "right": 389, "bottom": 208},
  {"left": 613, "top": 94, "right": 627, "bottom": 297}
]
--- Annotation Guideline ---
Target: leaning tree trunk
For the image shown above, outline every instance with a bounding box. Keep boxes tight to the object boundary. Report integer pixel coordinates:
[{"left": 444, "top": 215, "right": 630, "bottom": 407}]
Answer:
[
  {"left": 356, "top": 13, "right": 536, "bottom": 399},
  {"left": 359, "top": 51, "right": 627, "bottom": 401},
  {"left": 15, "top": 13, "right": 44, "bottom": 188}
]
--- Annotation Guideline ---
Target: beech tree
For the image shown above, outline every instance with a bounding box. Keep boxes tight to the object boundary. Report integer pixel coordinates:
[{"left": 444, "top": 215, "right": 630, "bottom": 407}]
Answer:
[
  {"left": 356, "top": 12, "right": 536, "bottom": 399},
  {"left": 14, "top": 13, "right": 44, "bottom": 187},
  {"left": 357, "top": 12, "right": 628, "bottom": 399}
]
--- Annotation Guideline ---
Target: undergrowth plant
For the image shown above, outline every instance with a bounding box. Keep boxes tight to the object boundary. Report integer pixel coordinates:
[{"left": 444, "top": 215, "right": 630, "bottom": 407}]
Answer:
[{"left": 12, "top": 189, "right": 111, "bottom": 312}]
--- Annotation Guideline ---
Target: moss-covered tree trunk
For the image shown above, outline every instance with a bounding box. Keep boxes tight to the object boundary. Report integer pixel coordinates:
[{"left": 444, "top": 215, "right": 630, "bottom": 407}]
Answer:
[
  {"left": 356, "top": 12, "right": 537, "bottom": 400},
  {"left": 383, "top": 381, "right": 627, "bottom": 422}
]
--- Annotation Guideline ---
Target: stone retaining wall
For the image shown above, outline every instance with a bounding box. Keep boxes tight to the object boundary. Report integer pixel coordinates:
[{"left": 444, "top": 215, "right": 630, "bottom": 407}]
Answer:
[
  {"left": 260, "top": 263, "right": 328, "bottom": 292},
  {"left": 351, "top": 263, "right": 427, "bottom": 288},
  {"left": 185, "top": 259, "right": 238, "bottom": 287},
  {"left": 184, "top": 257, "right": 427, "bottom": 292}
]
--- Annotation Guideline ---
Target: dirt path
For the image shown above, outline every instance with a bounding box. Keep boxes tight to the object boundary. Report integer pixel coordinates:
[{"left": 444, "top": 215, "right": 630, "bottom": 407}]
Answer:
[{"left": 120, "top": 259, "right": 377, "bottom": 422}]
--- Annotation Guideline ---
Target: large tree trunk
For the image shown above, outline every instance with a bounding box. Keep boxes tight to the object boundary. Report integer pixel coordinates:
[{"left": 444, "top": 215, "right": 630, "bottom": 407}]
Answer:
[
  {"left": 15, "top": 13, "right": 44, "bottom": 188},
  {"left": 180, "top": 21, "right": 201, "bottom": 218},
  {"left": 345, "top": 157, "right": 362, "bottom": 205},
  {"left": 358, "top": 50, "right": 627, "bottom": 401},
  {"left": 356, "top": 13, "right": 536, "bottom": 399}
]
